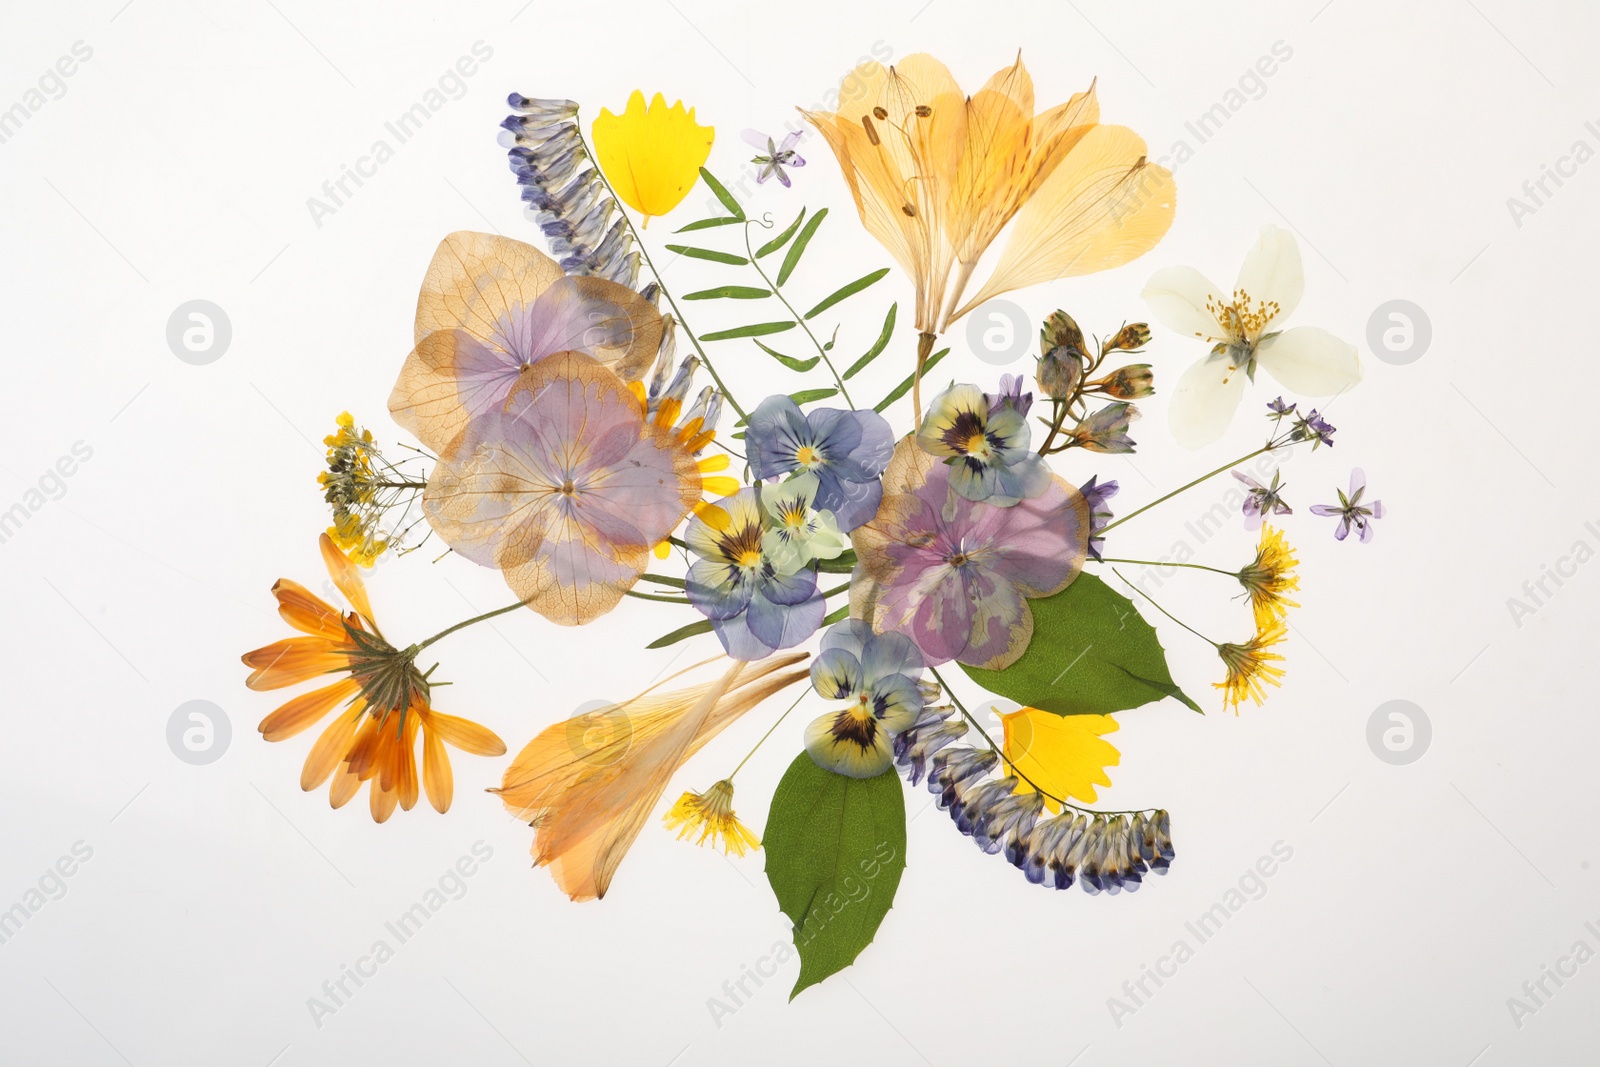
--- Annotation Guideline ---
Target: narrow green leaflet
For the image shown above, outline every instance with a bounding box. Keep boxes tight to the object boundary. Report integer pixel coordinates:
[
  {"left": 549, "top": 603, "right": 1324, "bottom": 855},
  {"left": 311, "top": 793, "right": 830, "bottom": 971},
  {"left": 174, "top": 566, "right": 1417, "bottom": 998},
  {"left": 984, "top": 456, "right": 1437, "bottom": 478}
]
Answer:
[
  {"left": 844, "top": 303, "right": 897, "bottom": 380},
  {"left": 788, "top": 387, "right": 839, "bottom": 405},
  {"left": 754, "top": 340, "right": 820, "bottom": 372},
  {"left": 700, "top": 321, "right": 797, "bottom": 342},
  {"left": 803, "top": 268, "right": 890, "bottom": 320},
  {"left": 674, "top": 216, "right": 743, "bottom": 233},
  {"left": 873, "top": 347, "right": 949, "bottom": 412},
  {"left": 682, "top": 285, "right": 771, "bottom": 300},
  {"left": 698, "top": 167, "right": 745, "bottom": 221},
  {"left": 757, "top": 208, "right": 807, "bottom": 259},
  {"left": 763, "top": 754, "right": 907, "bottom": 998},
  {"left": 961, "top": 573, "right": 1202, "bottom": 715},
  {"left": 644, "top": 618, "right": 713, "bottom": 649},
  {"left": 664, "top": 245, "right": 749, "bottom": 266},
  {"left": 777, "top": 207, "right": 828, "bottom": 286}
]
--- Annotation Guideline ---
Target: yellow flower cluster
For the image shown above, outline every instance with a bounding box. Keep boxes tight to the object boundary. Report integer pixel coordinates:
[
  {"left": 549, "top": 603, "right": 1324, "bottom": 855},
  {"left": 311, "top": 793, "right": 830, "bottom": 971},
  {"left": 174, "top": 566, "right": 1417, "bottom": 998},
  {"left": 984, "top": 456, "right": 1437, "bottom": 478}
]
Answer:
[{"left": 319, "top": 412, "right": 389, "bottom": 566}]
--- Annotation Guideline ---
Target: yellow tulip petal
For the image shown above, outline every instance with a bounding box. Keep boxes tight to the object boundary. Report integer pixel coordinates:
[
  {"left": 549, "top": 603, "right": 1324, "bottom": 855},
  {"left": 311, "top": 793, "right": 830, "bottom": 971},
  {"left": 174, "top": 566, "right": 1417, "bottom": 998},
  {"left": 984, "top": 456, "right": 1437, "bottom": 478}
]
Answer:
[
  {"left": 1000, "top": 708, "right": 1120, "bottom": 809},
  {"left": 592, "top": 91, "right": 714, "bottom": 222}
]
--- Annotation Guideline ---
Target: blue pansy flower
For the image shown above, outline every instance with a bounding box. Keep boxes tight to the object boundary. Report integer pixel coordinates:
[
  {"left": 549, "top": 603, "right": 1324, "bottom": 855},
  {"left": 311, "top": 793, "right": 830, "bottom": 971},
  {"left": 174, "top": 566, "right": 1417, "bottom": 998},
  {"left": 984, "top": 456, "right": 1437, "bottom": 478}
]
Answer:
[
  {"left": 804, "top": 620, "right": 927, "bottom": 778},
  {"left": 744, "top": 395, "right": 894, "bottom": 531}
]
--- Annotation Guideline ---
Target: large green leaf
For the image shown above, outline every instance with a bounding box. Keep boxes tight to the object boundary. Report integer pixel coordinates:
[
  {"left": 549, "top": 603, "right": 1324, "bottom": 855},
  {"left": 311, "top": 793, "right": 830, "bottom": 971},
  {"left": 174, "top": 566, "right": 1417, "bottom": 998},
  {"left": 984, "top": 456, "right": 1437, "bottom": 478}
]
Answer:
[
  {"left": 961, "top": 573, "right": 1202, "bottom": 715},
  {"left": 763, "top": 755, "right": 907, "bottom": 998}
]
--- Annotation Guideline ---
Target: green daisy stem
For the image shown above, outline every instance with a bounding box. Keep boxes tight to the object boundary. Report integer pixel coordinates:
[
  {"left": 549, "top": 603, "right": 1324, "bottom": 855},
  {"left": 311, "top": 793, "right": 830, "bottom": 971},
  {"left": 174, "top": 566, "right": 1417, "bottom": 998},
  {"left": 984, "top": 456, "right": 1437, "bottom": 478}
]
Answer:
[
  {"left": 1099, "top": 442, "right": 1278, "bottom": 534},
  {"left": 741, "top": 220, "right": 855, "bottom": 408},
  {"left": 1110, "top": 568, "right": 1219, "bottom": 648},
  {"left": 1091, "top": 557, "right": 1239, "bottom": 579},
  {"left": 928, "top": 666, "right": 1155, "bottom": 818},
  {"left": 574, "top": 125, "right": 749, "bottom": 423},
  {"left": 413, "top": 599, "right": 529, "bottom": 653},
  {"left": 729, "top": 685, "right": 810, "bottom": 781}
]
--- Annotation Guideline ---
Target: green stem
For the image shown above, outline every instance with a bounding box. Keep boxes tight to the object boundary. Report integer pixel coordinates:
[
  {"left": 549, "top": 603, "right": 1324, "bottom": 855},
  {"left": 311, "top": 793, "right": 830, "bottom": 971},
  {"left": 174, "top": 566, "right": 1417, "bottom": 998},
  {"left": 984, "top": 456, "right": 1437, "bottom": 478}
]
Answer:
[
  {"left": 729, "top": 686, "right": 809, "bottom": 780},
  {"left": 821, "top": 580, "right": 851, "bottom": 599},
  {"left": 413, "top": 600, "right": 527, "bottom": 653},
  {"left": 1093, "top": 557, "right": 1238, "bottom": 579},
  {"left": 1100, "top": 443, "right": 1277, "bottom": 534},
  {"left": 742, "top": 220, "right": 854, "bottom": 407},
  {"left": 1110, "top": 568, "right": 1218, "bottom": 648},
  {"left": 576, "top": 125, "right": 748, "bottom": 423},
  {"left": 624, "top": 588, "right": 691, "bottom": 605}
]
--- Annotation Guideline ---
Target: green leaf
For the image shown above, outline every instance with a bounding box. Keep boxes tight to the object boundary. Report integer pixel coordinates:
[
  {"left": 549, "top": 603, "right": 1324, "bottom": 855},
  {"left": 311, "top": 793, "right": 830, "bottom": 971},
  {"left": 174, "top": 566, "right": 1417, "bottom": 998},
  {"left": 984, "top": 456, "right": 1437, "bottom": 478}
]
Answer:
[
  {"left": 757, "top": 208, "right": 807, "bottom": 259},
  {"left": 844, "top": 303, "right": 897, "bottom": 380},
  {"left": 960, "top": 573, "right": 1202, "bottom": 715},
  {"left": 873, "top": 347, "right": 949, "bottom": 412},
  {"left": 754, "top": 339, "right": 820, "bottom": 372},
  {"left": 804, "top": 268, "right": 890, "bottom": 320},
  {"left": 674, "top": 216, "right": 743, "bottom": 233},
  {"left": 682, "top": 285, "right": 771, "bottom": 300},
  {"left": 644, "top": 618, "right": 713, "bottom": 649},
  {"left": 698, "top": 167, "right": 745, "bottom": 221},
  {"left": 777, "top": 207, "right": 828, "bottom": 287},
  {"left": 700, "top": 321, "right": 797, "bottom": 342},
  {"left": 665, "top": 244, "right": 749, "bottom": 266},
  {"left": 763, "top": 755, "right": 906, "bottom": 998},
  {"left": 789, "top": 387, "right": 839, "bottom": 405}
]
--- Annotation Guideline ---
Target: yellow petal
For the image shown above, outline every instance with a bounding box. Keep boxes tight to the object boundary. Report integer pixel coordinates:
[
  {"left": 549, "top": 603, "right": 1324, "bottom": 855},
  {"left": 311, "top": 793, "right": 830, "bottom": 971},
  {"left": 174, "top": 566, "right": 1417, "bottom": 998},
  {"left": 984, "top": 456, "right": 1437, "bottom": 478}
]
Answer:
[
  {"left": 592, "top": 91, "right": 714, "bottom": 221},
  {"left": 1000, "top": 708, "right": 1120, "bottom": 809}
]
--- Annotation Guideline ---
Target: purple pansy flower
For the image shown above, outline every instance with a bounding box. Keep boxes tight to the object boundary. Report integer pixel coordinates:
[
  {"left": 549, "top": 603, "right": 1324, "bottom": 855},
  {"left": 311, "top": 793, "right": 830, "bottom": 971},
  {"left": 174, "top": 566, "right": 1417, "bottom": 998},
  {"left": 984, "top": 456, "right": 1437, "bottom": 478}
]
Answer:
[
  {"left": 1079, "top": 475, "right": 1119, "bottom": 561},
  {"left": 852, "top": 442, "right": 1090, "bottom": 670},
  {"left": 742, "top": 129, "right": 806, "bottom": 187},
  {"left": 745, "top": 395, "right": 894, "bottom": 531},
  {"left": 1309, "top": 468, "right": 1384, "bottom": 543},
  {"left": 1233, "top": 468, "right": 1292, "bottom": 529},
  {"left": 685, "top": 488, "right": 825, "bottom": 659}
]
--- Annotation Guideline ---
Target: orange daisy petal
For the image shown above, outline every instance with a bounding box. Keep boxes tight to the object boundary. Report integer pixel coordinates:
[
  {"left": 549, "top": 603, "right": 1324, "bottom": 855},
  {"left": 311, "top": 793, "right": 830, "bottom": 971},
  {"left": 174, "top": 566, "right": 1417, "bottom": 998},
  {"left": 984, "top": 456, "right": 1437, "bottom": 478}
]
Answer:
[
  {"left": 301, "top": 704, "right": 365, "bottom": 791},
  {"left": 370, "top": 781, "right": 399, "bottom": 823},
  {"left": 319, "top": 532, "right": 374, "bottom": 623},
  {"left": 328, "top": 763, "right": 362, "bottom": 808},
  {"left": 259, "top": 678, "right": 360, "bottom": 743},
  {"left": 242, "top": 638, "right": 350, "bottom": 690},
  {"left": 422, "top": 726, "right": 453, "bottom": 813},
  {"left": 425, "top": 710, "right": 506, "bottom": 756},
  {"left": 271, "top": 579, "right": 348, "bottom": 641}
]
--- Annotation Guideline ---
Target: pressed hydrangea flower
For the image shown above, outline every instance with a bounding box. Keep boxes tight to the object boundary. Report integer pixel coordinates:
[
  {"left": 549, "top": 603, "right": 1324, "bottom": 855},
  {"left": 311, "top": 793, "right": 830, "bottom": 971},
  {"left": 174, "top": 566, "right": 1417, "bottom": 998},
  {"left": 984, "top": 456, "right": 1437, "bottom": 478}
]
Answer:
[
  {"left": 1237, "top": 525, "right": 1300, "bottom": 628},
  {"left": 804, "top": 620, "right": 927, "bottom": 777},
  {"left": 685, "top": 488, "right": 827, "bottom": 660},
  {"left": 663, "top": 780, "right": 760, "bottom": 856},
  {"left": 1216, "top": 621, "right": 1288, "bottom": 713},
  {"left": 745, "top": 395, "right": 894, "bottom": 531},
  {"left": 1234, "top": 468, "right": 1292, "bottom": 527},
  {"left": 244, "top": 535, "right": 506, "bottom": 822},
  {"left": 423, "top": 351, "right": 724, "bottom": 625},
  {"left": 916, "top": 382, "right": 1049, "bottom": 505},
  {"left": 389, "top": 231, "right": 662, "bottom": 456},
  {"left": 743, "top": 128, "right": 806, "bottom": 187},
  {"left": 1310, "top": 468, "right": 1384, "bottom": 543},
  {"left": 1142, "top": 225, "right": 1362, "bottom": 448},
  {"left": 591, "top": 91, "right": 714, "bottom": 224},
  {"left": 851, "top": 439, "right": 1090, "bottom": 670},
  {"left": 759, "top": 473, "right": 847, "bottom": 575}
]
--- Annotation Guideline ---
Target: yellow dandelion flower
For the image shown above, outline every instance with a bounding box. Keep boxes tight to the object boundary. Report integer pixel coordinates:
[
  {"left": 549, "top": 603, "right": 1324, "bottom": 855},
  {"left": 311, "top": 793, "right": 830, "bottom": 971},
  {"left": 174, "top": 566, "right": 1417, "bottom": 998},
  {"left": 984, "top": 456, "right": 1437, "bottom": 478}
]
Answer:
[
  {"left": 1000, "top": 707, "right": 1120, "bottom": 809},
  {"left": 1215, "top": 621, "right": 1288, "bottom": 714},
  {"left": 663, "top": 779, "right": 760, "bottom": 856},
  {"left": 592, "top": 91, "right": 714, "bottom": 224},
  {"left": 1237, "top": 525, "right": 1301, "bottom": 628}
]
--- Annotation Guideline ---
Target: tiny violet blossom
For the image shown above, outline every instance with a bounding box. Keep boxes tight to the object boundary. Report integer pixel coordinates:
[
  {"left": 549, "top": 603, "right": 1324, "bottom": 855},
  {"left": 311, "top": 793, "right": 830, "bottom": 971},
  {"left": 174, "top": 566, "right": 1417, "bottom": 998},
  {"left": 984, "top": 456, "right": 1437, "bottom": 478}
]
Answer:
[
  {"left": 742, "top": 129, "right": 806, "bottom": 187},
  {"left": 1309, "top": 469, "right": 1384, "bottom": 543},
  {"left": 745, "top": 395, "right": 894, "bottom": 531},
  {"left": 917, "top": 382, "right": 1050, "bottom": 506},
  {"left": 685, "top": 488, "right": 826, "bottom": 659},
  {"left": 804, "top": 620, "right": 927, "bottom": 778},
  {"left": 1142, "top": 224, "right": 1362, "bottom": 448},
  {"left": 1295, "top": 409, "right": 1336, "bottom": 449},
  {"left": 1233, "top": 469, "right": 1292, "bottom": 529},
  {"left": 1079, "top": 476, "right": 1119, "bottom": 561},
  {"left": 759, "top": 473, "right": 847, "bottom": 575}
]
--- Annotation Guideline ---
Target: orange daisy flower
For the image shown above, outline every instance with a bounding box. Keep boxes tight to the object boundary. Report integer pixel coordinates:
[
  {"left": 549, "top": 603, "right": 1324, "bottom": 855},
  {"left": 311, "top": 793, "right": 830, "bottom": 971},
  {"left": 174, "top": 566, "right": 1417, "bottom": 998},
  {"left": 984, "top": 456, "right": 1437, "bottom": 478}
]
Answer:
[{"left": 244, "top": 534, "right": 506, "bottom": 822}]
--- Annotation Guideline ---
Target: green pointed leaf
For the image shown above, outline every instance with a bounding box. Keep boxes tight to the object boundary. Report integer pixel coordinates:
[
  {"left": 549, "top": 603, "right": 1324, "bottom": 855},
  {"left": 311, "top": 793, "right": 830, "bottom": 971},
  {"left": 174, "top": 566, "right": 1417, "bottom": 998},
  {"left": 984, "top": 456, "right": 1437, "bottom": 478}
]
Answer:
[
  {"left": 804, "top": 268, "right": 890, "bottom": 320},
  {"left": 754, "top": 339, "right": 820, "bottom": 372},
  {"left": 764, "top": 755, "right": 906, "bottom": 998},
  {"left": 960, "top": 573, "right": 1202, "bottom": 715},
  {"left": 700, "top": 321, "right": 797, "bottom": 342},
  {"left": 698, "top": 167, "right": 745, "bottom": 221},
  {"left": 777, "top": 207, "right": 828, "bottom": 287},
  {"left": 674, "top": 216, "right": 744, "bottom": 233},
  {"left": 682, "top": 285, "right": 771, "bottom": 300},
  {"left": 788, "top": 387, "right": 839, "bottom": 405},
  {"left": 665, "top": 244, "right": 749, "bottom": 266},
  {"left": 873, "top": 347, "right": 949, "bottom": 412},
  {"left": 644, "top": 618, "right": 713, "bottom": 649},
  {"left": 844, "top": 303, "right": 898, "bottom": 380},
  {"left": 757, "top": 208, "right": 807, "bottom": 259}
]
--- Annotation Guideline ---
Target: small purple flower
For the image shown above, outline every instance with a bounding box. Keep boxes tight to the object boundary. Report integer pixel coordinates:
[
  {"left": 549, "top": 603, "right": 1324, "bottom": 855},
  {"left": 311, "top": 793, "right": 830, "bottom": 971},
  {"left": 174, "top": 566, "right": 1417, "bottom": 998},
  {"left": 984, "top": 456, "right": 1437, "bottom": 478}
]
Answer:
[
  {"left": 1295, "top": 409, "right": 1336, "bottom": 448},
  {"left": 1233, "top": 468, "right": 1292, "bottom": 529},
  {"left": 992, "top": 374, "right": 1034, "bottom": 418},
  {"left": 1309, "top": 468, "right": 1384, "bottom": 543},
  {"left": 742, "top": 129, "right": 806, "bottom": 187},
  {"left": 745, "top": 395, "right": 894, "bottom": 531},
  {"left": 1079, "top": 475, "right": 1119, "bottom": 561},
  {"left": 917, "top": 382, "right": 1049, "bottom": 506},
  {"left": 1266, "top": 396, "right": 1297, "bottom": 421},
  {"left": 1066, "top": 402, "right": 1139, "bottom": 454}
]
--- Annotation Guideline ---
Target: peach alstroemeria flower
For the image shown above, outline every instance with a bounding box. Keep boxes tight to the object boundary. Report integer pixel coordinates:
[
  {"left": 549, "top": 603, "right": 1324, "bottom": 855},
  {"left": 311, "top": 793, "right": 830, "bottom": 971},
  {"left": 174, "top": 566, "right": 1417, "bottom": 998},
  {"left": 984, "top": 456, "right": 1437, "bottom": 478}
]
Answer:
[
  {"left": 245, "top": 534, "right": 506, "bottom": 822},
  {"left": 492, "top": 653, "right": 809, "bottom": 901}
]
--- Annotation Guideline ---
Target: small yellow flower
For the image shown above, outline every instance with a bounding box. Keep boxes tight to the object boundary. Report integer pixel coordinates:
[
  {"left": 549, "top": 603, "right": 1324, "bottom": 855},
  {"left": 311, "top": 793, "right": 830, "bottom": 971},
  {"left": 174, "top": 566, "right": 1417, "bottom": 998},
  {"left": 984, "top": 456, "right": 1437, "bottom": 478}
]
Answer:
[
  {"left": 663, "top": 779, "right": 760, "bottom": 856},
  {"left": 1215, "top": 621, "right": 1288, "bottom": 714},
  {"left": 592, "top": 91, "right": 714, "bottom": 224},
  {"left": 1237, "top": 525, "right": 1300, "bottom": 628},
  {"left": 999, "top": 708, "right": 1120, "bottom": 809},
  {"left": 320, "top": 412, "right": 390, "bottom": 565}
]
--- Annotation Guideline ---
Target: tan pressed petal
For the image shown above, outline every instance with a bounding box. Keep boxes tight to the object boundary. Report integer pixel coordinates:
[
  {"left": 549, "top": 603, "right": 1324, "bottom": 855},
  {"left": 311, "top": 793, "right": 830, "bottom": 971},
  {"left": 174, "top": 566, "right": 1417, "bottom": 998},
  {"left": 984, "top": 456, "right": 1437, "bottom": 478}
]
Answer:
[
  {"left": 258, "top": 677, "right": 360, "bottom": 742},
  {"left": 412, "top": 230, "right": 564, "bottom": 347}
]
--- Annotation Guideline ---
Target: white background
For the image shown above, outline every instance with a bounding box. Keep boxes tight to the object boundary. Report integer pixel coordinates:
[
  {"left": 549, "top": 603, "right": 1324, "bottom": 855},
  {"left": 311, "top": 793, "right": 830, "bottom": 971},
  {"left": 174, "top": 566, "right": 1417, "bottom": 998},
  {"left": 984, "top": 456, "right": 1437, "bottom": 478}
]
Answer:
[{"left": 2, "top": 0, "right": 1597, "bottom": 1064}]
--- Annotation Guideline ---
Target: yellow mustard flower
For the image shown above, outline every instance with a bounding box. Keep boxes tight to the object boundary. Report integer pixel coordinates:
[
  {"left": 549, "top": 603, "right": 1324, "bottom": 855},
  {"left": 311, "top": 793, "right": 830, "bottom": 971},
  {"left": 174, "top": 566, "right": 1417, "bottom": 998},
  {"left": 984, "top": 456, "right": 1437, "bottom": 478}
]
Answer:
[
  {"left": 663, "top": 779, "right": 760, "bottom": 856},
  {"left": 592, "top": 91, "right": 714, "bottom": 224},
  {"left": 1215, "top": 621, "right": 1288, "bottom": 714},
  {"left": 1237, "top": 525, "right": 1300, "bottom": 629},
  {"left": 999, "top": 707, "right": 1120, "bottom": 808}
]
